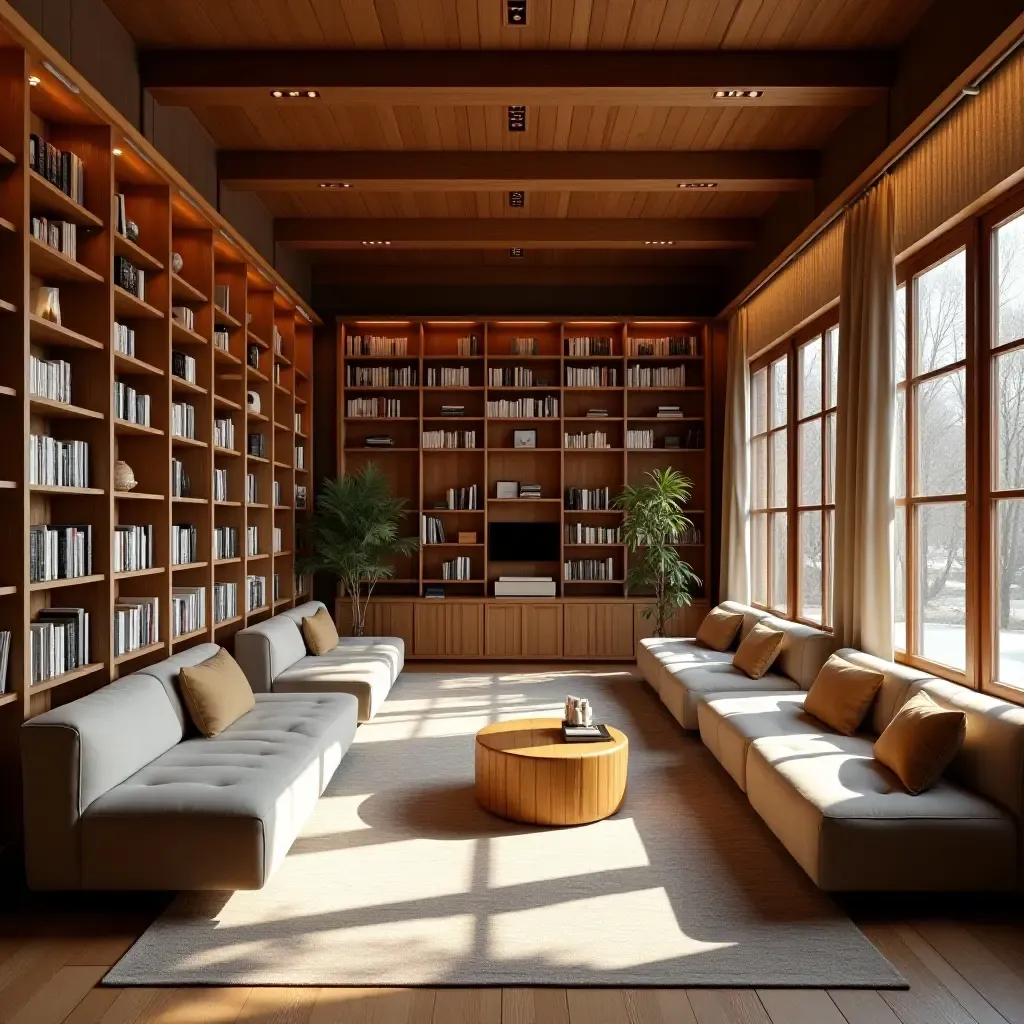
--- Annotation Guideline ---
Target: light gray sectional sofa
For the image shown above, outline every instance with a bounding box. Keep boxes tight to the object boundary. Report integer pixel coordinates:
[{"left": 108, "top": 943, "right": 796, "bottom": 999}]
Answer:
[
  {"left": 234, "top": 601, "right": 403, "bottom": 722},
  {"left": 638, "top": 604, "right": 1024, "bottom": 892},
  {"left": 21, "top": 644, "right": 359, "bottom": 891}
]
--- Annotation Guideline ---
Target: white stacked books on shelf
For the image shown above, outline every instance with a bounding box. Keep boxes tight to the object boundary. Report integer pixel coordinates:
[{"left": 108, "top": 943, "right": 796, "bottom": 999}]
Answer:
[{"left": 493, "top": 576, "right": 557, "bottom": 598}]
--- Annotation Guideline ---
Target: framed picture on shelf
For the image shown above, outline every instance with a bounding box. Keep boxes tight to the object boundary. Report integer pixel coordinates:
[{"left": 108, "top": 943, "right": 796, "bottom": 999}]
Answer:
[
  {"left": 496, "top": 481, "right": 519, "bottom": 499},
  {"left": 513, "top": 429, "right": 537, "bottom": 449}
]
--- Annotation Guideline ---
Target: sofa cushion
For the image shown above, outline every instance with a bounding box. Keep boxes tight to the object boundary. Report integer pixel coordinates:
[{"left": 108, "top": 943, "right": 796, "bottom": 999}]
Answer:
[
  {"left": 733, "top": 622, "right": 786, "bottom": 679},
  {"left": 279, "top": 600, "right": 329, "bottom": 631},
  {"left": 80, "top": 693, "right": 359, "bottom": 890},
  {"left": 234, "top": 616, "right": 308, "bottom": 693},
  {"left": 697, "top": 691, "right": 816, "bottom": 791},
  {"left": 662, "top": 662, "right": 800, "bottom": 730},
  {"left": 833, "top": 648, "right": 931, "bottom": 736},
  {"left": 636, "top": 637, "right": 733, "bottom": 698},
  {"left": 803, "top": 653, "right": 885, "bottom": 736},
  {"left": 745, "top": 730, "right": 1017, "bottom": 891},
  {"left": 272, "top": 636, "right": 403, "bottom": 721},
  {"left": 302, "top": 606, "right": 340, "bottom": 656},
  {"left": 135, "top": 642, "right": 221, "bottom": 734},
  {"left": 718, "top": 601, "right": 768, "bottom": 644},
  {"left": 695, "top": 606, "right": 744, "bottom": 651},
  {"left": 178, "top": 648, "right": 256, "bottom": 738},
  {"left": 760, "top": 616, "right": 836, "bottom": 689}
]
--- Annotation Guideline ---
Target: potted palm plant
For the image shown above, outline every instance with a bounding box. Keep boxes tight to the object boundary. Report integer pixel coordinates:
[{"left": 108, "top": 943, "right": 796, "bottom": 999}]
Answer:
[
  {"left": 614, "top": 467, "right": 702, "bottom": 638},
  {"left": 299, "top": 464, "right": 419, "bottom": 637}
]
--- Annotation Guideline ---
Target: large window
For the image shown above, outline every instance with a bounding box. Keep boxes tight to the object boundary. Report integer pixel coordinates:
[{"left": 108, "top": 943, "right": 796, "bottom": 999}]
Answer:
[
  {"left": 895, "top": 240, "right": 971, "bottom": 676},
  {"left": 749, "top": 314, "right": 839, "bottom": 624},
  {"left": 989, "top": 206, "right": 1024, "bottom": 692}
]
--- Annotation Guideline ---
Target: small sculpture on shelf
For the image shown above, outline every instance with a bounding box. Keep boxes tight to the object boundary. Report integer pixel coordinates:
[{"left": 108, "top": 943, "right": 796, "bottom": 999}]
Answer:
[
  {"left": 564, "top": 695, "right": 593, "bottom": 727},
  {"left": 31, "top": 286, "right": 61, "bottom": 324},
  {"left": 114, "top": 459, "right": 137, "bottom": 492},
  {"left": 171, "top": 252, "right": 183, "bottom": 274},
  {"left": 125, "top": 219, "right": 140, "bottom": 242}
]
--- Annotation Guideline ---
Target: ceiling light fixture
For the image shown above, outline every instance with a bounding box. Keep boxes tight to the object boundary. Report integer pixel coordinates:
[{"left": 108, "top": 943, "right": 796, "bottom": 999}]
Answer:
[
  {"left": 962, "top": 85, "right": 981, "bottom": 97},
  {"left": 319, "top": 182, "right": 351, "bottom": 189},
  {"left": 507, "top": 105, "right": 527, "bottom": 132},
  {"left": 361, "top": 240, "right": 391, "bottom": 246},
  {"left": 28, "top": 74, "right": 40, "bottom": 87},
  {"left": 644, "top": 240, "right": 674, "bottom": 246},
  {"left": 506, "top": 0, "right": 527, "bottom": 26},
  {"left": 679, "top": 182, "right": 718, "bottom": 189},
  {"left": 509, "top": 247, "right": 524, "bottom": 258},
  {"left": 271, "top": 89, "right": 319, "bottom": 99},
  {"left": 714, "top": 89, "right": 762, "bottom": 99},
  {"left": 42, "top": 60, "right": 80, "bottom": 94},
  {"left": 508, "top": 190, "right": 525, "bottom": 207},
  {"left": 112, "top": 148, "right": 123, "bottom": 157}
]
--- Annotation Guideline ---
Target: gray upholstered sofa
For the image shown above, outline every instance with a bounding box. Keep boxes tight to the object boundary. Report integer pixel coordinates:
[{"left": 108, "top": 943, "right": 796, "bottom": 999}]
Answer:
[
  {"left": 638, "top": 603, "right": 1024, "bottom": 891},
  {"left": 21, "top": 644, "right": 358, "bottom": 891},
  {"left": 234, "top": 601, "right": 403, "bottom": 722}
]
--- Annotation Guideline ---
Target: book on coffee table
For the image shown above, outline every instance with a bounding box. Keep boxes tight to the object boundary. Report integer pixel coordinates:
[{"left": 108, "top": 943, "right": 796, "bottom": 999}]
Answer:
[{"left": 561, "top": 723, "right": 612, "bottom": 743}]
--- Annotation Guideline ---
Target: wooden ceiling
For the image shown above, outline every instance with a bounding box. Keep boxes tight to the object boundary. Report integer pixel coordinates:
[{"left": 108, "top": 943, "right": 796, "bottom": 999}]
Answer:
[{"left": 103, "top": 0, "right": 938, "bottom": 294}]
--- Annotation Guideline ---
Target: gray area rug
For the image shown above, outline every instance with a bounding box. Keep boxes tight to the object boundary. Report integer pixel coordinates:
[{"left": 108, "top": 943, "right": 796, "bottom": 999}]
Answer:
[{"left": 107, "top": 668, "right": 904, "bottom": 987}]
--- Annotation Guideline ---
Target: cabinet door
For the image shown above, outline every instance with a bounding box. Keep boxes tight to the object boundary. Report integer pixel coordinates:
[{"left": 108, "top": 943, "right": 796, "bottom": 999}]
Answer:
[
  {"left": 335, "top": 600, "right": 415, "bottom": 648},
  {"left": 486, "top": 603, "right": 523, "bottom": 657},
  {"left": 521, "top": 603, "right": 563, "bottom": 658},
  {"left": 414, "top": 602, "right": 485, "bottom": 657},
  {"left": 563, "top": 603, "right": 634, "bottom": 659}
]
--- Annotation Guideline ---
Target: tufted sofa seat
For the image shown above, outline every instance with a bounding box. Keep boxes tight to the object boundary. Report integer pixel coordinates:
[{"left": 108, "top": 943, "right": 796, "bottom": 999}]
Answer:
[{"left": 21, "top": 644, "right": 358, "bottom": 891}]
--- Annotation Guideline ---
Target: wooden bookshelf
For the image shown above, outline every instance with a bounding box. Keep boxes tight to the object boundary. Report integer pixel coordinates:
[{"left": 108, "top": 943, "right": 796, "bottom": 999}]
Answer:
[
  {"left": 0, "top": 14, "right": 319, "bottom": 839},
  {"left": 337, "top": 318, "right": 713, "bottom": 658}
]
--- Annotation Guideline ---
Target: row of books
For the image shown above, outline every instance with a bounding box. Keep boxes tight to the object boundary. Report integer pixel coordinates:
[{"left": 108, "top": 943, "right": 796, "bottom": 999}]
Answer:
[
  {"left": 214, "top": 526, "right": 238, "bottom": 560},
  {"left": 30, "top": 355, "right": 72, "bottom": 404},
  {"left": 272, "top": 480, "right": 282, "bottom": 506},
  {"left": 565, "top": 431, "right": 610, "bottom": 449},
  {"left": 508, "top": 337, "right": 538, "bottom": 355},
  {"left": 29, "top": 435, "right": 89, "bottom": 488},
  {"left": 29, "top": 134, "right": 84, "bottom": 204},
  {"left": 172, "top": 350, "right": 197, "bottom": 384},
  {"left": 345, "top": 335, "right": 410, "bottom": 356},
  {"left": 441, "top": 556, "right": 473, "bottom": 581},
  {"left": 172, "top": 524, "right": 199, "bottom": 566},
  {"left": 172, "top": 401, "right": 196, "bottom": 439},
  {"left": 30, "top": 608, "right": 90, "bottom": 684},
  {"left": 442, "top": 485, "right": 479, "bottom": 510},
  {"left": 346, "top": 365, "right": 417, "bottom": 387},
  {"left": 0, "top": 633, "right": 10, "bottom": 693},
  {"left": 456, "top": 334, "right": 481, "bottom": 356},
  {"left": 172, "top": 306, "right": 196, "bottom": 331},
  {"left": 296, "top": 445, "right": 305, "bottom": 469},
  {"left": 30, "top": 524, "right": 92, "bottom": 583},
  {"left": 626, "top": 429, "right": 656, "bottom": 449},
  {"left": 172, "top": 587, "right": 205, "bottom": 637},
  {"left": 214, "top": 582, "right": 238, "bottom": 623},
  {"left": 214, "top": 330, "right": 230, "bottom": 352},
  {"left": 113, "top": 322, "right": 136, "bottom": 356},
  {"left": 488, "top": 366, "right": 534, "bottom": 387},
  {"left": 347, "top": 398, "right": 402, "bottom": 418},
  {"left": 113, "top": 524, "right": 153, "bottom": 573},
  {"left": 564, "top": 557, "right": 617, "bottom": 581},
  {"left": 247, "top": 526, "right": 259, "bottom": 556},
  {"left": 114, "top": 597, "right": 158, "bottom": 657},
  {"left": 114, "top": 255, "right": 145, "bottom": 300},
  {"left": 486, "top": 397, "right": 559, "bottom": 418},
  {"left": 246, "top": 575, "right": 267, "bottom": 611},
  {"left": 248, "top": 432, "right": 266, "bottom": 458},
  {"left": 421, "top": 515, "right": 447, "bottom": 544},
  {"left": 425, "top": 366, "right": 471, "bottom": 387},
  {"left": 628, "top": 336, "right": 700, "bottom": 357},
  {"left": 172, "top": 458, "right": 191, "bottom": 498},
  {"left": 214, "top": 468, "right": 229, "bottom": 501},
  {"left": 31, "top": 217, "right": 77, "bottom": 259},
  {"left": 626, "top": 365, "right": 688, "bottom": 388},
  {"left": 566, "top": 366, "right": 618, "bottom": 387},
  {"left": 113, "top": 380, "right": 152, "bottom": 426},
  {"left": 566, "top": 486, "right": 613, "bottom": 510},
  {"left": 273, "top": 527, "right": 283, "bottom": 553},
  {"left": 565, "top": 524, "right": 621, "bottom": 545},
  {"left": 422, "top": 430, "right": 477, "bottom": 449},
  {"left": 214, "top": 416, "right": 235, "bottom": 450},
  {"left": 246, "top": 473, "right": 258, "bottom": 503},
  {"left": 565, "top": 336, "right": 614, "bottom": 356}
]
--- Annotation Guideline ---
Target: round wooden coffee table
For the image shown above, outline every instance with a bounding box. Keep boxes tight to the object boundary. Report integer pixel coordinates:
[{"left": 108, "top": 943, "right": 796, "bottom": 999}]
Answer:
[{"left": 474, "top": 718, "right": 628, "bottom": 826}]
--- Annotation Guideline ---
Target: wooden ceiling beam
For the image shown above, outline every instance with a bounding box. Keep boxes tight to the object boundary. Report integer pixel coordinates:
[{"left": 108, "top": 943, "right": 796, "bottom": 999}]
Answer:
[
  {"left": 219, "top": 150, "right": 817, "bottom": 193},
  {"left": 275, "top": 218, "right": 757, "bottom": 249},
  {"left": 142, "top": 50, "right": 892, "bottom": 107}
]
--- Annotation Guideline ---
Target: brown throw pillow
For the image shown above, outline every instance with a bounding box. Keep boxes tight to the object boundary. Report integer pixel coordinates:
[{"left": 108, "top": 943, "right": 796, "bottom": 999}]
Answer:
[
  {"left": 695, "top": 606, "right": 744, "bottom": 651},
  {"left": 178, "top": 648, "right": 255, "bottom": 738},
  {"left": 732, "top": 622, "right": 785, "bottom": 679},
  {"left": 302, "top": 606, "right": 339, "bottom": 656},
  {"left": 874, "top": 691, "right": 967, "bottom": 794},
  {"left": 803, "top": 653, "right": 885, "bottom": 736}
]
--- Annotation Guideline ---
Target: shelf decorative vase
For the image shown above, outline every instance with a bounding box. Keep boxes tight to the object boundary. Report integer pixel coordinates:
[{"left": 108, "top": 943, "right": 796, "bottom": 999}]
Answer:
[
  {"left": 126, "top": 220, "right": 140, "bottom": 242},
  {"left": 171, "top": 252, "right": 184, "bottom": 274},
  {"left": 114, "top": 460, "right": 138, "bottom": 492}
]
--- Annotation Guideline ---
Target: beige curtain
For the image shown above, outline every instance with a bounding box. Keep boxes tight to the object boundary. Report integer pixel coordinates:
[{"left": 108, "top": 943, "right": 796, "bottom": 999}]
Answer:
[
  {"left": 833, "top": 177, "right": 896, "bottom": 658},
  {"left": 720, "top": 308, "right": 750, "bottom": 604}
]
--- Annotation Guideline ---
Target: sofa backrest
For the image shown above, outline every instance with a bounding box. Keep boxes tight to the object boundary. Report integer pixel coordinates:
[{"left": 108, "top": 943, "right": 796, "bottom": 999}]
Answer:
[
  {"left": 21, "top": 670, "right": 184, "bottom": 889},
  {"left": 836, "top": 648, "right": 931, "bottom": 735},
  {"left": 718, "top": 601, "right": 767, "bottom": 644},
  {"left": 761, "top": 616, "right": 836, "bottom": 689},
  {"left": 134, "top": 642, "right": 221, "bottom": 734},
  {"left": 234, "top": 614, "right": 308, "bottom": 692},
  {"left": 278, "top": 600, "right": 327, "bottom": 632}
]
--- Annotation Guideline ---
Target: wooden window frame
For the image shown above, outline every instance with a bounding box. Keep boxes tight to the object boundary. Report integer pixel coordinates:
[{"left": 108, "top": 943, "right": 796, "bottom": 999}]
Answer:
[
  {"left": 894, "top": 223, "right": 978, "bottom": 688},
  {"left": 748, "top": 308, "right": 839, "bottom": 626},
  {"left": 980, "top": 184, "right": 1024, "bottom": 704}
]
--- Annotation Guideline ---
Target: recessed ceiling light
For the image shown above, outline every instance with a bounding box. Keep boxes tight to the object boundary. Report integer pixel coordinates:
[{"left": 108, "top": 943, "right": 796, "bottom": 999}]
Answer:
[
  {"left": 509, "top": 247, "right": 524, "bottom": 258},
  {"left": 112, "top": 148, "right": 123, "bottom": 157},
  {"left": 28, "top": 75, "right": 40, "bottom": 87},
  {"left": 361, "top": 240, "right": 391, "bottom": 246},
  {"left": 644, "top": 240, "right": 674, "bottom": 246},
  {"left": 679, "top": 182, "right": 718, "bottom": 189},
  {"left": 714, "top": 89, "right": 762, "bottom": 99},
  {"left": 271, "top": 90, "right": 283, "bottom": 98},
  {"left": 272, "top": 89, "right": 319, "bottom": 99},
  {"left": 507, "top": 105, "right": 527, "bottom": 132},
  {"left": 319, "top": 182, "right": 351, "bottom": 189},
  {"left": 508, "top": 190, "right": 525, "bottom": 207},
  {"left": 506, "top": 0, "right": 527, "bottom": 26}
]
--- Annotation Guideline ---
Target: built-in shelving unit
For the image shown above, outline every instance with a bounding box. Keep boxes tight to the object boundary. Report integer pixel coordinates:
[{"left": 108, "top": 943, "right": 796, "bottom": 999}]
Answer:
[{"left": 0, "top": 19, "right": 318, "bottom": 819}]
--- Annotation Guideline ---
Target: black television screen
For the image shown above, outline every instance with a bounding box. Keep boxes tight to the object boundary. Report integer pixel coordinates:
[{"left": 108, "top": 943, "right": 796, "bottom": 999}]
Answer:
[{"left": 489, "top": 521, "right": 560, "bottom": 562}]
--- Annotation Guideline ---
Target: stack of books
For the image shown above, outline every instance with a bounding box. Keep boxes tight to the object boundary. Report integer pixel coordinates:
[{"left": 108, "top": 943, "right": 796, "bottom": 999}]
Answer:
[
  {"left": 30, "top": 355, "right": 72, "bottom": 403},
  {"left": 29, "top": 134, "right": 84, "bottom": 203},
  {"left": 30, "top": 524, "right": 93, "bottom": 582},
  {"left": 425, "top": 585, "right": 445, "bottom": 599},
  {"left": 566, "top": 486, "right": 612, "bottom": 510},
  {"left": 29, "top": 436, "right": 89, "bottom": 488},
  {"left": 443, "top": 484, "right": 479, "bottom": 510},
  {"left": 30, "top": 608, "right": 90, "bottom": 683},
  {"left": 172, "top": 587, "right": 206, "bottom": 637},
  {"left": 656, "top": 405, "right": 683, "bottom": 419},
  {"left": 114, "top": 255, "right": 144, "bottom": 299},
  {"left": 114, "top": 597, "right": 159, "bottom": 657},
  {"left": 441, "top": 556, "right": 473, "bottom": 580},
  {"left": 246, "top": 576, "right": 267, "bottom": 611},
  {"left": 564, "top": 557, "right": 616, "bottom": 581},
  {"left": 214, "top": 526, "right": 238, "bottom": 560},
  {"left": 113, "top": 524, "right": 152, "bottom": 573},
  {"left": 214, "top": 582, "right": 238, "bottom": 623},
  {"left": 441, "top": 405, "right": 465, "bottom": 417},
  {"left": 519, "top": 484, "right": 543, "bottom": 499},
  {"left": 364, "top": 435, "right": 394, "bottom": 448},
  {"left": 587, "top": 408, "right": 609, "bottom": 418},
  {"left": 172, "top": 524, "right": 198, "bottom": 565}
]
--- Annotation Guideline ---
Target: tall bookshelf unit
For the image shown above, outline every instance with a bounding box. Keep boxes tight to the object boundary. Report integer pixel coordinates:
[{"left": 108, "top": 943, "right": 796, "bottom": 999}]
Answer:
[
  {"left": 0, "top": 13, "right": 316, "bottom": 832},
  {"left": 337, "top": 319, "right": 713, "bottom": 660}
]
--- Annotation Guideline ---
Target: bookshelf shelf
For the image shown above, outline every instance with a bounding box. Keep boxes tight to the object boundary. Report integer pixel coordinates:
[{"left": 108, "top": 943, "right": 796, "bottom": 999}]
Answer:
[
  {"left": 171, "top": 320, "right": 208, "bottom": 347},
  {"left": 247, "top": 330, "right": 269, "bottom": 349},
  {"left": 29, "top": 574, "right": 106, "bottom": 592},
  {"left": 214, "top": 347, "right": 241, "bottom": 366},
  {"left": 114, "top": 285, "right": 163, "bottom": 320},
  {"left": 30, "top": 663, "right": 106, "bottom": 695},
  {"left": 214, "top": 446, "right": 240, "bottom": 458},
  {"left": 171, "top": 435, "right": 207, "bottom": 449},
  {"left": 172, "top": 496, "right": 206, "bottom": 504},
  {"left": 172, "top": 627, "right": 208, "bottom": 645},
  {"left": 114, "top": 419, "right": 163, "bottom": 436},
  {"left": 0, "top": 693, "right": 18, "bottom": 709},
  {"left": 114, "top": 567, "right": 165, "bottom": 580},
  {"left": 29, "top": 485, "right": 105, "bottom": 496},
  {"left": 0, "top": 300, "right": 15, "bottom": 313},
  {"left": 112, "top": 642, "right": 166, "bottom": 666},
  {"left": 29, "top": 170, "right": 103, "bottom": 227},
  {"left": 213, "top": 392, "right": 242, "bottom": 410},
  {"left": 171, "top": 272, "right": 207, "bottom": 305},
  {"left": 215, "top": 615, "right": 243, "bottom": 629},
  {"left": 214, "top": 306, "right": 241, "bottom": 329},
  {"left": 170, "top": 376, "right": 205, "bottom": 396},
  {"left": 0, "top": 215, "right": 15, "bottom": 233},
  {"left": 28, "top": 236, "right": 104, "bottom": 284},
  {"left": 0, "top": 586, "right": 17, "bottom": 596},
  {"left": 29, "top": 314, "right": 103, "bottom": 351},
  {"left": 114, "top": 232, "right": 164, "bottom": 272},
  {"left": 172, "top": 561, "right": 209, "bottom": 572},
  {"left": 117, "top": 491, "right": 163, "bottom": 502},
  {"left": 28, "top": 396, "right": 103, "bottom": 420},
  {"left": 0, "top": 142, "right": 13, "bottom": 164},
  {"left": 114, "top": 351, "right": 164, "bottom": 376}
]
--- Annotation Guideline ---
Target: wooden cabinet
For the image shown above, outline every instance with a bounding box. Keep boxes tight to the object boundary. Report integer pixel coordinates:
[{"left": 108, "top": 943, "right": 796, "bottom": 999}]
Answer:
[
  {"left": 335, "top": 599, "right": 415, "bottom": 649},
  {"left": 563, "top": 603, "right": 634, "bottom": 659},
  {"left": 485, "top": 602, "right": 563, "bottom": 658},
  {"left": 414, "top": 602, "right": 484, "bottom": 657},
  {"left": 632, "top": 600, "right": 709, "bottom": 643}
]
